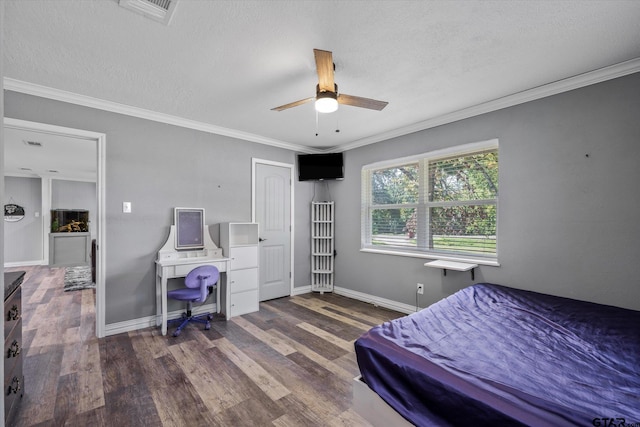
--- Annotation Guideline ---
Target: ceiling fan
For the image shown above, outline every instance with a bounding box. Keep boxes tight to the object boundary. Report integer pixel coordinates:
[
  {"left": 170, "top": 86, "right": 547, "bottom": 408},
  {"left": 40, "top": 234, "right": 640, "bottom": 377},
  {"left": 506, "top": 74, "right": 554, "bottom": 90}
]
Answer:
[{"left": 271, "top": 49, "right": 388, "bottom": 114}]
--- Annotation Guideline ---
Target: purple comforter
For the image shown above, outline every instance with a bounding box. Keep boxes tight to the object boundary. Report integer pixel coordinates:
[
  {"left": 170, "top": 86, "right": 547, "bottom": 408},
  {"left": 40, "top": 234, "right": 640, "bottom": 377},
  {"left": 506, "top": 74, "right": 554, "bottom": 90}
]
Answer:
[{"left": 355, "top": 283, "right": 640, "bottom": 426}]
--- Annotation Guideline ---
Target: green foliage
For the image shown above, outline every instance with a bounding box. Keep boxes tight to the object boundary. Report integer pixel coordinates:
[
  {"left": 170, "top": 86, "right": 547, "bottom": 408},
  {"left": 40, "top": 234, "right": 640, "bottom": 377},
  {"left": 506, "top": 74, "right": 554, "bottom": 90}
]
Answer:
[
  {"left": 429, "top": 151, "right": 498, "bottom": 202},
  {"left": 371, "top": 164, "right": 418, "bottom": 234},
  {"left": 368, "top": 150, "right": 498, "bottom": 254}
]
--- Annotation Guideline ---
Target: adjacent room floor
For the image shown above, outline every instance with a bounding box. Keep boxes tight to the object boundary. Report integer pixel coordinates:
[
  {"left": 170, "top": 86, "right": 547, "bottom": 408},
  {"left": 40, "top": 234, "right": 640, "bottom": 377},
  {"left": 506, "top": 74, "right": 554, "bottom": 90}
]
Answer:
[{"left": 5, "top": 265, "right": 403, "bottom": 426}]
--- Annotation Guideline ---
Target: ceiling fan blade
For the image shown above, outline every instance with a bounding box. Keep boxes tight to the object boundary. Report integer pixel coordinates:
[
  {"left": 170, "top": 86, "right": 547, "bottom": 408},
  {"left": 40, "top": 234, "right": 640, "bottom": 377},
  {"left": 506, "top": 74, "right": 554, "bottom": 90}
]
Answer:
[
  {"left": 314, "top": 49, "right": 335, "bottom": 93},
  {"left": 338, "top": 94, "right": 388, "bottom": 111},
  {"left": 271, "top": 97, "right": 315, "bottom": 111}
]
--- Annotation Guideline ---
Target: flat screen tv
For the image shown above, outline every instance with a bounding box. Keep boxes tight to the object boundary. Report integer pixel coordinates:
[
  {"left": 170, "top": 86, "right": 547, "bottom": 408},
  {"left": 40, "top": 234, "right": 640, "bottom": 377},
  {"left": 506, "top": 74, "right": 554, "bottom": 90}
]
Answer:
[
  {"left": 298, "top": 152, "right": 344, "bottom": 181},
  {"left": 174, "top": 207, "right": 205, "bottom": 250}
]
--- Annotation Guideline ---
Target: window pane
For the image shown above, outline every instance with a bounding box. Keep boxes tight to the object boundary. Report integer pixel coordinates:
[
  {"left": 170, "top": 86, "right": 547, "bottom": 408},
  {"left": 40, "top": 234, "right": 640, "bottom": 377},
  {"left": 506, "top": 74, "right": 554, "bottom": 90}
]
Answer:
[
  {"left": 372, "top": 164, "right": 419, "bottom": 205},
  {"left": 429, "top": 151, "right": 498, "bottom": 202},
  {"left": 371, "top": 208, "right": 417, "bottom": 248},
  {"left": 430, "top": 205, "right": 496, "bottom": 255}
]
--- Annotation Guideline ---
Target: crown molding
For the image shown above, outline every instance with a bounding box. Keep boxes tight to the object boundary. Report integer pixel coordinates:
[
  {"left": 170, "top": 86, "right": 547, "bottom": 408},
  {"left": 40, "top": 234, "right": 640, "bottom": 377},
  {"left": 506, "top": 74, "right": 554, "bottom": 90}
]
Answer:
[
  {"left": 337, "top": 57, "right": 640, "bottom": 152},
  {"left": 3, "top": 78, "right": 317, "bottom": 154},
  {"left": 5, "top": 57, "right": 639, "bottom": 154}
]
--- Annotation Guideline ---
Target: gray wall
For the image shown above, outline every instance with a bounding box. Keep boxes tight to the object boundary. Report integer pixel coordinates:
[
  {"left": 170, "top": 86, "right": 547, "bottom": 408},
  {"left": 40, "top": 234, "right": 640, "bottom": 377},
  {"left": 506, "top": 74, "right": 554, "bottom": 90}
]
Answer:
[
  {"left": 51, "top": 179, "right": 97, "bottom": 240},
  {"left": 1, "top": 2, "right": 5, "bottom": 420},
  {"left": 3, "top": 176, "right": 42, "bottom": 263},
  {"left": 5, "top": 71, "right": 639, "bottom": 327},
  {"left": 5, "top": 92, "right": 303, "bottom": 324},
  {"left": 330, "top": 72, "right": 640, "bottom": 312}
]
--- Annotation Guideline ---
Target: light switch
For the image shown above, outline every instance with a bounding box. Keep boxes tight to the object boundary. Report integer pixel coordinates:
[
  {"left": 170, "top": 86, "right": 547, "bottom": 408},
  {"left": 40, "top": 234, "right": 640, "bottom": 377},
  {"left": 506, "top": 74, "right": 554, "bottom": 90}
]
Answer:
[{"left": 123, "top": 202, "right": 132, "bottom": 213}]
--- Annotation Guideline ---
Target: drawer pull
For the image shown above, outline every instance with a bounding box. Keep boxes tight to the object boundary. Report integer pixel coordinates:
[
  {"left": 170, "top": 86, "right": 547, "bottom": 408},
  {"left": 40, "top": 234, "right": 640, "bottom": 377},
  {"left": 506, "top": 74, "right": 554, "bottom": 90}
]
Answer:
[
  {"left": 7, "top": 340, "right": 21, "bottom": 358},
  {"left": 7, "top": 377, "right": 21, "bottom": 395},
  {"left": 7, "top": 305, "right": 20, "bottom": 321}
]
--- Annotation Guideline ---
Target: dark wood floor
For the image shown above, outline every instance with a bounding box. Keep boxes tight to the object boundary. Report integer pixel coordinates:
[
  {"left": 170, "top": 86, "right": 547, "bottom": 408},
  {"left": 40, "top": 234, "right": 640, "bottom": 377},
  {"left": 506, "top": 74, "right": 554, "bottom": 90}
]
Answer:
[{"left": 5, "top": 265, "right": 403, "bottom": 426}]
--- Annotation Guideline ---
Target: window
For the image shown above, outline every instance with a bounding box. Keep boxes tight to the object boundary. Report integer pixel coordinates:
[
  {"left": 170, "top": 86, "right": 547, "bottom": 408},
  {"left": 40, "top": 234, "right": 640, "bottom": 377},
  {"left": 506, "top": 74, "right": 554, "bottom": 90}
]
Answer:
[{"left": 361, "top": 140, "right": 498, "bottom": 263}]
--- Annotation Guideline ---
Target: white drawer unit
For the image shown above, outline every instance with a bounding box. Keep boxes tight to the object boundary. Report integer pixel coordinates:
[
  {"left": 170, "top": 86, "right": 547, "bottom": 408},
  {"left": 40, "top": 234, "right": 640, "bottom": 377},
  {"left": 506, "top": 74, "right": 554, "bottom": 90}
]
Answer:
[{"left": 219, "top": 222, "right": 260, "bottom": 319}]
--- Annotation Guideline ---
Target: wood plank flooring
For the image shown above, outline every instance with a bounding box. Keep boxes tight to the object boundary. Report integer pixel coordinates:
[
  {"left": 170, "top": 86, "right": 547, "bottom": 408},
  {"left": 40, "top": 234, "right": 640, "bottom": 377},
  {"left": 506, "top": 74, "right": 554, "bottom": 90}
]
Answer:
[{"left": 5, "top": 265, "right": 403, "bottom": 426}]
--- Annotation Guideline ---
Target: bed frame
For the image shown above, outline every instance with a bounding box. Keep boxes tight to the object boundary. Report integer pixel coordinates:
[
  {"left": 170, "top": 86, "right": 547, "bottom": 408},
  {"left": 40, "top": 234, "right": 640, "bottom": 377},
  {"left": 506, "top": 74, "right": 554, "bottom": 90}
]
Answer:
[{"left": 352, "top": 376, "right": 412, "bottom": 427}]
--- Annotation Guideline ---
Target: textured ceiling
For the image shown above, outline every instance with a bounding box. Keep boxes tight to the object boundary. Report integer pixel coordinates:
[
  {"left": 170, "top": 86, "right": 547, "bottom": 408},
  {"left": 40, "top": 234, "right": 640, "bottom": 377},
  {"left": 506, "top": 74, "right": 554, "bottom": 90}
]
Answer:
[
  {"left": 4, "top": 125, "right": 97, "bottom": 182},
  {"left": 4, "top": 0, "right": 640, "bottom": 159}
]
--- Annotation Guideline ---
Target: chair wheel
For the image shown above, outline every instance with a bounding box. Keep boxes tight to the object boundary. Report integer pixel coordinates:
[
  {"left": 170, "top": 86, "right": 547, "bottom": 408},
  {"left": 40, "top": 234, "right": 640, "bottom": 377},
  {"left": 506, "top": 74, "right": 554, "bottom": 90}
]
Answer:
[
  {"left": 173, "top": 329, "right": 181, "bottom": 337},
  {"left": 205, "top": 322, "right": 211, "bottom": 330},
  {"left": 207, "top": 314, "right": 213, "bottom": 320}
]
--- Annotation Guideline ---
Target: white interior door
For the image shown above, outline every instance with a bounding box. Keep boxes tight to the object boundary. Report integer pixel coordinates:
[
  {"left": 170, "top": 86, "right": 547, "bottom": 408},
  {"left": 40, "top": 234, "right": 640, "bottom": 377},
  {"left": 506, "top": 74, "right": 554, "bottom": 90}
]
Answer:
[{"left": 253, "top": 160, "right": 292, "bottom": 301}]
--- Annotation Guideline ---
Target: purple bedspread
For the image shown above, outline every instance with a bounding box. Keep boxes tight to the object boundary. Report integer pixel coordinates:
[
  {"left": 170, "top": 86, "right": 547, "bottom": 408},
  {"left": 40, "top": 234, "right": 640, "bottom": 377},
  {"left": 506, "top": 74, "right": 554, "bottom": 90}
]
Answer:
[{"left": 354, "top": 283, "right": 640, "bottom": 426}]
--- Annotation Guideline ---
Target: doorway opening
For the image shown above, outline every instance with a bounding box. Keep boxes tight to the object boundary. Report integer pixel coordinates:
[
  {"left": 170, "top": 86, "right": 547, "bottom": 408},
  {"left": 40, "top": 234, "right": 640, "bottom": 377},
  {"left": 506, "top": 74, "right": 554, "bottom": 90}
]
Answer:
[{"left": 4, "top": 118, "right": 106, "bottom": 337}]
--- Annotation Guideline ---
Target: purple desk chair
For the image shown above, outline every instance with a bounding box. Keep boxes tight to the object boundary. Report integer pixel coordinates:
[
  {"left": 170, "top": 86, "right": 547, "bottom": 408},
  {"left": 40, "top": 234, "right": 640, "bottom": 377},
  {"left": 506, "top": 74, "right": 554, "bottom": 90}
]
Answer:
[{"left": 167, "top": 265, "right": 219, "bottom": 337}]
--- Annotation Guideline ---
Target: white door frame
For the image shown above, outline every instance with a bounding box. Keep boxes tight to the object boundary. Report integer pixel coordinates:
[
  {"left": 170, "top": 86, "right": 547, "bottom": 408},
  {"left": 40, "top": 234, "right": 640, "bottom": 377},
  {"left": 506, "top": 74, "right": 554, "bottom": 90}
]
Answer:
[
  {"left": 251, "top": 158, "right": 294, "bottom": 297},
  {"left": 4, "top": 118, "right": 107, "bottom": 338}
]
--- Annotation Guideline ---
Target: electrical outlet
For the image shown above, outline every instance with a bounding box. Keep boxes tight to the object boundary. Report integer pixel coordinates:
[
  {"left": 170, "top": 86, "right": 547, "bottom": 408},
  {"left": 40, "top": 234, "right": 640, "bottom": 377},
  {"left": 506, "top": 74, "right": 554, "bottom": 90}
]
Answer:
[{"left": 416, "top": 283, "right": 424, "bottom": 295}]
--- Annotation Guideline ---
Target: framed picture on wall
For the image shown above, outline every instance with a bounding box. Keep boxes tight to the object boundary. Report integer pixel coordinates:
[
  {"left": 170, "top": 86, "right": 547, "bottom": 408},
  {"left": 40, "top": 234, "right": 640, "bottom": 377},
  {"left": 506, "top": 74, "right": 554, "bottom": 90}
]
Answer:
[{"left": 4, "top": 203, "right": 25, "bottom": 222}]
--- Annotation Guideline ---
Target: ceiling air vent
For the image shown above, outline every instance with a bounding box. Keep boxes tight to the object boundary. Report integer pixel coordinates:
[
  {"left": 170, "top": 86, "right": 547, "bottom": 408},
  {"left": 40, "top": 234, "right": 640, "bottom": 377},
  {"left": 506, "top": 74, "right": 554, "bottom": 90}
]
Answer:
[{"left": 119, "top": 0, "right": 179, "bottom": 25}]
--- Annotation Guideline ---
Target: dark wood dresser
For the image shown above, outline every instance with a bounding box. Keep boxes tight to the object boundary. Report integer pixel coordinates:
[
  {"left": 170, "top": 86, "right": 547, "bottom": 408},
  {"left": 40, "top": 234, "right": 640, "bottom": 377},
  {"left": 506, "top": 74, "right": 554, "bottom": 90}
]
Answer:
[{"left": 4, "top": 271, "right": 25, "bottom": 425}]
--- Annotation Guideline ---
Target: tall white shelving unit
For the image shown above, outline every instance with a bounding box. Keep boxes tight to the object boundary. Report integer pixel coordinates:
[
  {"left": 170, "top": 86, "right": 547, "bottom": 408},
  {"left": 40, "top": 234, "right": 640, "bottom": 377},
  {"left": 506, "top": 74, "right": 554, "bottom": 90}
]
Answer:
[{"left": 311, "top": 202, "right": 334, "bottom": 293}]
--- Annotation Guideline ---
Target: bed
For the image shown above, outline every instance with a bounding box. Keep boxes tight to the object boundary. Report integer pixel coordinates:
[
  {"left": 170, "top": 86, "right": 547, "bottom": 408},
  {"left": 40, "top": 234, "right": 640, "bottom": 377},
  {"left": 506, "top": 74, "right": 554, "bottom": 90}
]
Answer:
[{"left": 354, "top": 283, "right": 640, "bottom": 426}]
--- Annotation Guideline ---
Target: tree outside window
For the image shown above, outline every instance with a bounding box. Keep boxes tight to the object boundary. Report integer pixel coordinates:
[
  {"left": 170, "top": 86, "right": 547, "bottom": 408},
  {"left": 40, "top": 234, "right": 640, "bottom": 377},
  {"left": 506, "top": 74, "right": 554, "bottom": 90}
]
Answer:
[{"left": 362, "top": 142, "right": 498, "bottom": 260}]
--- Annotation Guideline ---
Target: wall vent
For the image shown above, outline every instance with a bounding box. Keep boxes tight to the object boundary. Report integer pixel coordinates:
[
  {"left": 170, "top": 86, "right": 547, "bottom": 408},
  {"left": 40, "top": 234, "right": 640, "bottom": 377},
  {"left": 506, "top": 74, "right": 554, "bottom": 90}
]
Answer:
[
  {"left": 24, "top": 140, "right": 43, "bottom": 147},
  {"left": 118, "top": 0, "right": 179, "bottom": 25}
]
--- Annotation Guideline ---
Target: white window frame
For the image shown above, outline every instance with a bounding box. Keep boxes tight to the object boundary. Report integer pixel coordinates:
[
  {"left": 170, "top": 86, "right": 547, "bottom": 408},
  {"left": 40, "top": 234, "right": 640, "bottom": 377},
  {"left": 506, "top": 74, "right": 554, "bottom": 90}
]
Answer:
[{"left": 361, "top": 139, "right": 499, "bottom": 266}]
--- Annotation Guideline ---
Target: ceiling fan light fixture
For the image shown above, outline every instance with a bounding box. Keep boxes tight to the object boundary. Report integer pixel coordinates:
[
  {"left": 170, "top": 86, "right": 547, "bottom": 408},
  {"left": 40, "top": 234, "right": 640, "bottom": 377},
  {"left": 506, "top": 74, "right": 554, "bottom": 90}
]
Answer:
[{"left": 315, "top": 91, "right": 339, "bottom": 113}]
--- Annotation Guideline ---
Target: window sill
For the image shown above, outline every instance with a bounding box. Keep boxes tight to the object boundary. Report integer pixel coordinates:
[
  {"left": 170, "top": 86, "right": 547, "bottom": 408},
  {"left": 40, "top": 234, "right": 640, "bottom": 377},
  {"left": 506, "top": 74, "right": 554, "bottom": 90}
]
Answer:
[{"left": 359, "top": 247, "right": 500, "bottom": 267}]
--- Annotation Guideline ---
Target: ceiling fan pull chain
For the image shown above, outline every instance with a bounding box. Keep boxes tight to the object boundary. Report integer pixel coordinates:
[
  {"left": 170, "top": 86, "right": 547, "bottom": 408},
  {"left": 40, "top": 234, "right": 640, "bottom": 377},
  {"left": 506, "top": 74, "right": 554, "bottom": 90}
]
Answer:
[{"left": 315, "top": 110, "right": 319, "bottom": 136}]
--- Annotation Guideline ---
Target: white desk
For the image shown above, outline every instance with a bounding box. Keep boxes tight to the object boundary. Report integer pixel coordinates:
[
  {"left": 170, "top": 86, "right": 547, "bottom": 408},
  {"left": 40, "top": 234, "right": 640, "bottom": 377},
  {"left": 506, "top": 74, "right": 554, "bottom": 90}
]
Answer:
[
  {"left": 155, "top": 256, "right": 230, "bottom": 335},
  {"left": 155, "top": 224, "right": 233, "bottom": 335}
]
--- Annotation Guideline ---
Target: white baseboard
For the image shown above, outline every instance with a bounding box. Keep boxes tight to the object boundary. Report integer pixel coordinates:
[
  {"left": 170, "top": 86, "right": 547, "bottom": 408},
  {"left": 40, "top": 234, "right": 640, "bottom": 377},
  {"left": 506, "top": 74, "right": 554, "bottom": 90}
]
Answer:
[
  {"left": 104, "top": 303, "right": 217, "bottom": 337},
  {"left": 334, "top": 286, "right": 416, "bottom": 315},
  {"left": 4, "top": 260, "right": 46, "bottom": 268},
  {"left": 293, "top": 284, "right": 416, "bottom": 315},
  {"left": 291, "top": 285, "right": 312, "bottom": 296}
]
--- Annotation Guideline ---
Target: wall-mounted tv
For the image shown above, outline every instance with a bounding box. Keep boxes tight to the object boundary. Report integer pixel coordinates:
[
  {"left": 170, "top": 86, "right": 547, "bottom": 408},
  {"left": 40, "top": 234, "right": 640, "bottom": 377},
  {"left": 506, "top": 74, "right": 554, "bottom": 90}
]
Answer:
[
  {"left": 298, "top": 152, "right": 344, "bottom": 181},
  {"left": 174, "top": 207, "right": 205, "bottom": 250}
]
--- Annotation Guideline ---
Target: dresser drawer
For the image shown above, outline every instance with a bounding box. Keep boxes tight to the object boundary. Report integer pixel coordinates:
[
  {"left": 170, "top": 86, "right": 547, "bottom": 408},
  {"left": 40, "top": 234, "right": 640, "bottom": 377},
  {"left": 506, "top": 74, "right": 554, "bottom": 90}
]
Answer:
[
  {"left": 229, "top": 246, "right": 258, "bottom": 270},
  {"left": 4, "top": 353, "right": 23, "bottom": 421},
  {"left": 4, "top": 287, "right": 21, "bottom": 339},
  {"left": 228, "top": 268, "right": 258, "bottom": 294},
  {"left": 4, "top": 272, "right": 24, "bottom": 427},
  {"left": 229, "top": 290, "right": 259, "bottom": 317},
  {"left": 172, "top": 260, "right": 227, "bottom": 277},
  {"left": 4, "top": 319, "right": 22, "bottom": 383}
]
